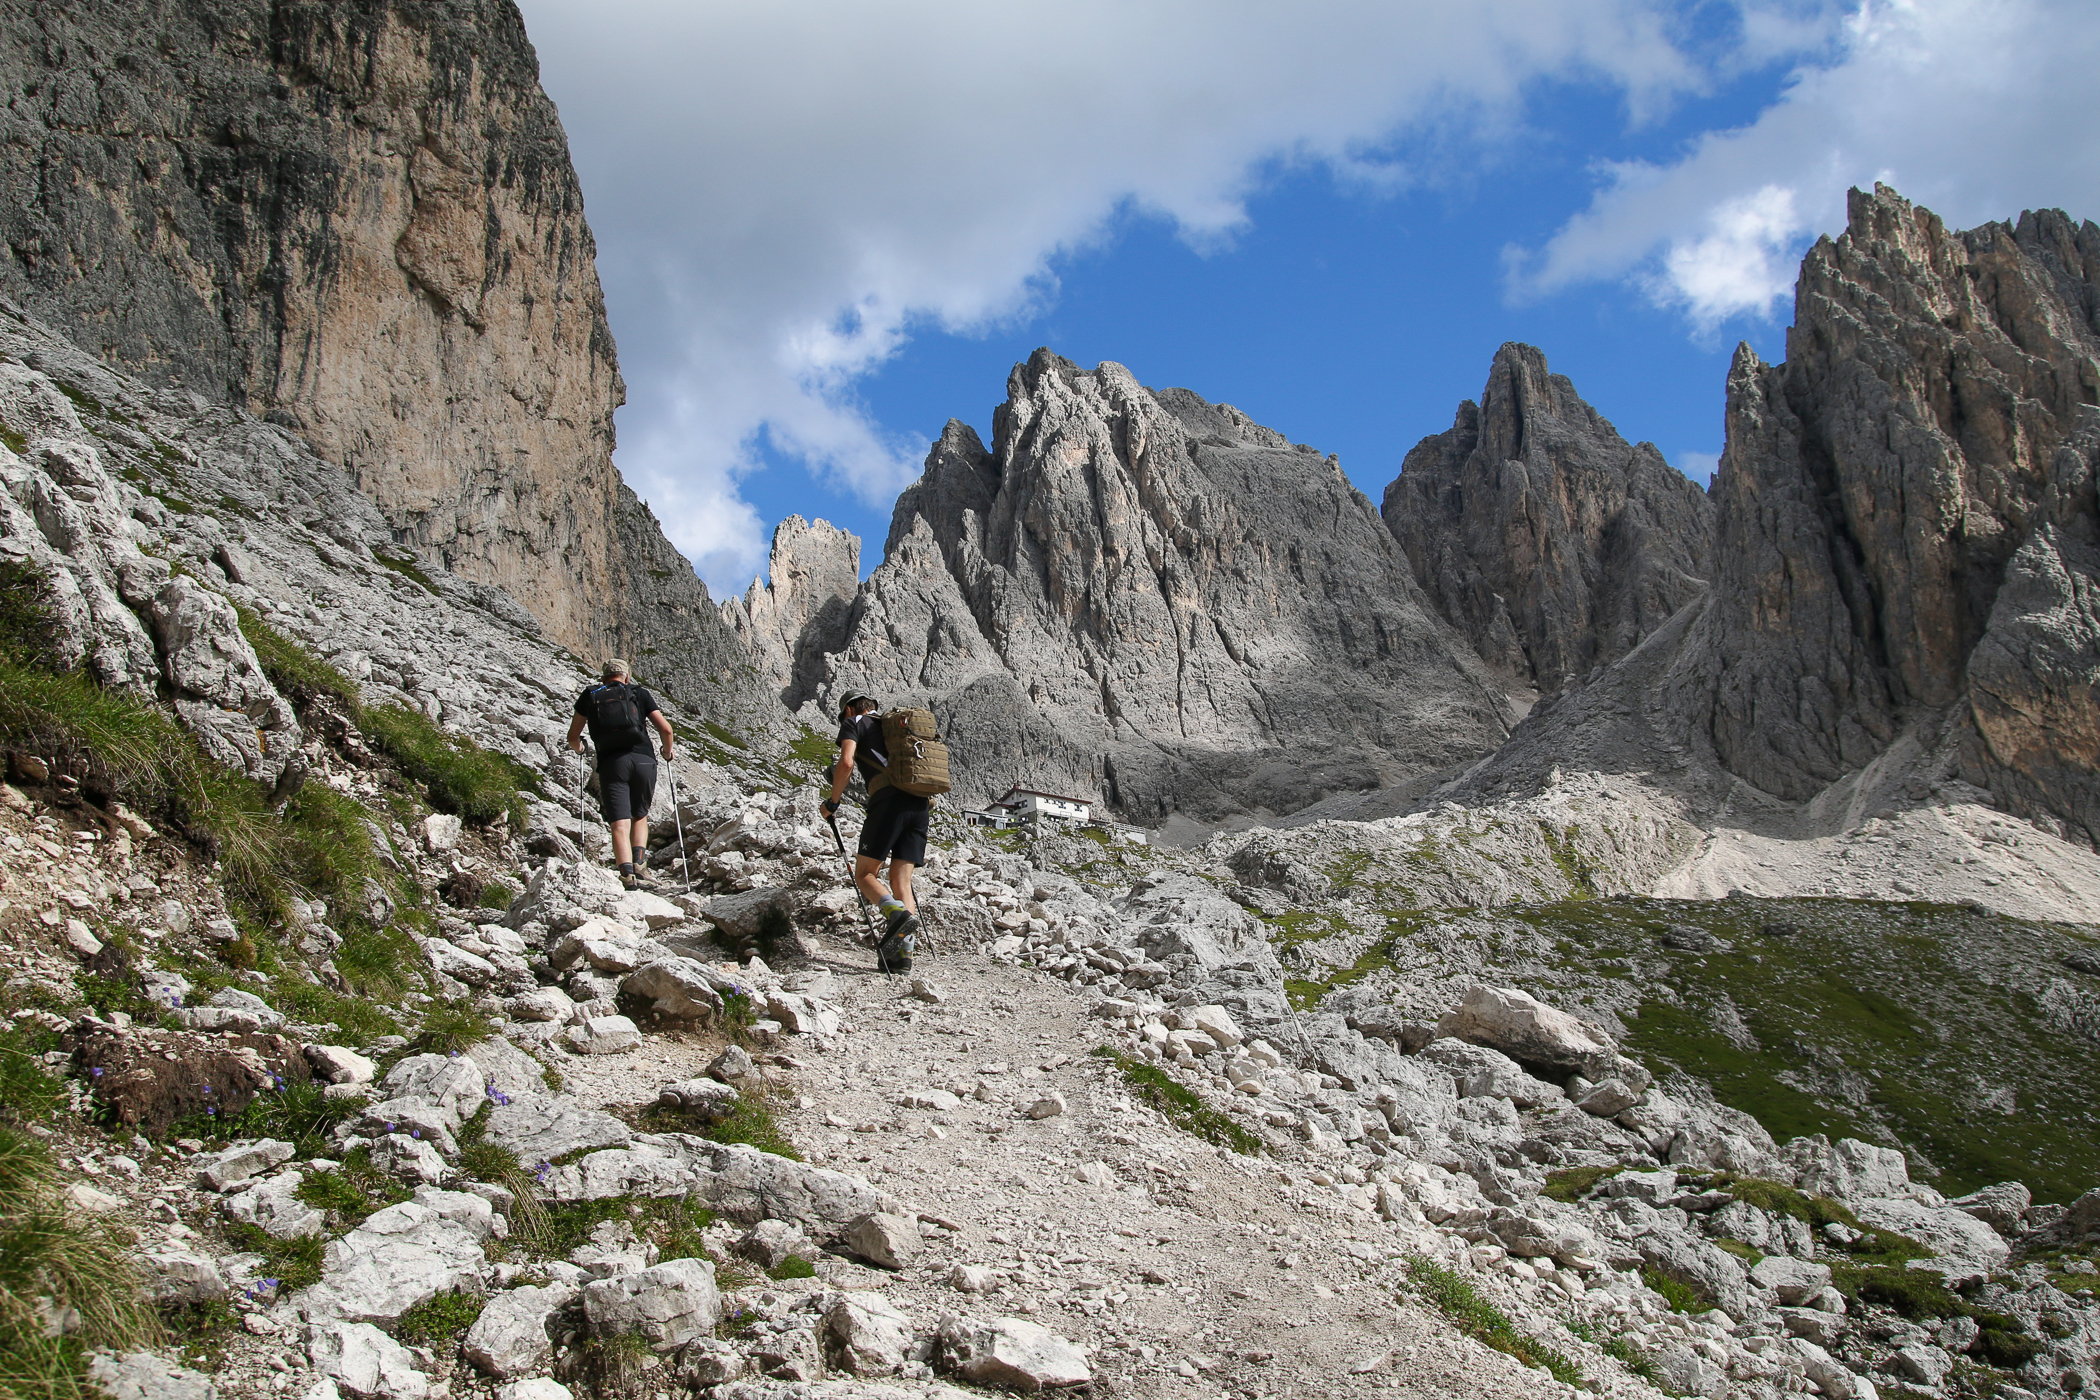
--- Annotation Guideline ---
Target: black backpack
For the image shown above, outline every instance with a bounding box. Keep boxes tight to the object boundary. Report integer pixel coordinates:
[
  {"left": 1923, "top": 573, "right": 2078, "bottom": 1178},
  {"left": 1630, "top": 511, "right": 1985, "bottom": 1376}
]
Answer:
[{"left": 584, "top": 682, "right": 647, "bottom": 750}]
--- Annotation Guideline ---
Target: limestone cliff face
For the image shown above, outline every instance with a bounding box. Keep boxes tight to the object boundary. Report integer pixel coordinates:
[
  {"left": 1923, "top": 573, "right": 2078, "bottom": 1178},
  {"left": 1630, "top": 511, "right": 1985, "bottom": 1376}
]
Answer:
[
  {"left": 763, "top": 352, "right": 1514, "bottom": 821},
  {"left": 1459, "top": 188, "right": 2100, "bottom": 848},
  {"left": 1698, "top": 186, "right": 2100, "bottom": 836},
  {"left": 1381, "top": 344, "right": 1714, "bottom": 696},
  {"left": 0, "top": 0, "right": 751, "bottom": 702},
  {"left": 721, "top": 515, "right": 861, "bottom": 704}
]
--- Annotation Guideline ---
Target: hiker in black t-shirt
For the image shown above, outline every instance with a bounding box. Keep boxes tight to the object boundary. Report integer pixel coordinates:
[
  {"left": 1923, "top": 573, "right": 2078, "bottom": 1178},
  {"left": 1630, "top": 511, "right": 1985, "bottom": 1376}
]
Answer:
[
  {"left": 821, "top": 691, "right": 925, "bottom": 967},
  {"left": 565, "top": 658, "right": 675, "bottom": 890}
]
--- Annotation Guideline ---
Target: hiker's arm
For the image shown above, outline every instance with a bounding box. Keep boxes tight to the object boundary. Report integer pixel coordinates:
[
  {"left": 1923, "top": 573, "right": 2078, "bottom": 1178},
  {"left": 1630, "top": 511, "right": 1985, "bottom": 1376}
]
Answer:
[
  {"left": 566, "top": 714, "right": 587, "bottom": 753},
  {"left": 823, "top": 740, "right": 856, "bottom": 815},
  {"left": 650, "top": 709, "right": 674, "bottom": 759}
]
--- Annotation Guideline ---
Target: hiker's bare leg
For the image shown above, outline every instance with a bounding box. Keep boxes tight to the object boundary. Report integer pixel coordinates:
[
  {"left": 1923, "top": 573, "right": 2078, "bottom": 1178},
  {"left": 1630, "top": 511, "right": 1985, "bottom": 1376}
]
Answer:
[
  {"left": 632, "top": 817, "right": 649, "bottom": 858},
  {"left": 853, "top": 854, "right": 891, "bottom": 907},
  {"left": 610, "top": 819, "right": 633, "bottom": 865},
  {"left": 889, "top": 861, "right": 917, "bottom": 914}
]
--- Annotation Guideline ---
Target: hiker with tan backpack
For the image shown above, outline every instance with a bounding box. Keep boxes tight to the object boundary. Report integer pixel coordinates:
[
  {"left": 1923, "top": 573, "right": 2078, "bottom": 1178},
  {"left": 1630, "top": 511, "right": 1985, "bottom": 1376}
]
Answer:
[{"left": 821, "top": 690, "right": 950, "bottom": 973}]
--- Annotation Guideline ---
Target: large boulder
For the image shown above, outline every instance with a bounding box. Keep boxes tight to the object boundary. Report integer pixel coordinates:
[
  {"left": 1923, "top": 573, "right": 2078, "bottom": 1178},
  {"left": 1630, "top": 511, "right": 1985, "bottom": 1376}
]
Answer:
[
  {"left": 464, "top": 1284, "right": 577, "bottom": 1377},
  {"left": 1782, "top": 1136, "right": 1911, "bottom": 1204},
  {"left": 689, "top": 1143, "right": 895, "bottom": 1234},
  {"left": 582, "top": 1258, "right": 720, "bottom": 1352},
  {"left": 480, "top": 1095, "right": 632, "bottom": 1166},
  {"left": 1853, "top": 1198, "right": 2011, "bottom": 1277},
  {"left": 622, "top": 957, "right": 729, "bottom": 1020},
  {"left": 293, "top": 1201, "right": 487, "bottom": 1326},
  {"left": 937, "top": 1315, "right": 1092, "bottom": 1392},
  {"left": 1434, "top": 983, "right": 1617, "bottom": 1079}
]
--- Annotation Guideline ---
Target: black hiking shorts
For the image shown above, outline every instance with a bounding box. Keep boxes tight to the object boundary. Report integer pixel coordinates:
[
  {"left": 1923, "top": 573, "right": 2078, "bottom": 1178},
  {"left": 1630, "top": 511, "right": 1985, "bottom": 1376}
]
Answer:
[
  {"left": 857, "top": 785, "right": 930, "bottom": 866},
  {"left": 598, "top": 750, "right": 657, "bottom": 823}
]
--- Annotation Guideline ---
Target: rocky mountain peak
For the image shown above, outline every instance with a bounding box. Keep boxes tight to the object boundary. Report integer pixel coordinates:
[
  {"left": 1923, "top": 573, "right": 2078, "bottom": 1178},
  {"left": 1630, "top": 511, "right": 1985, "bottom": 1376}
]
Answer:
[
  {"left": 755, "top": 349, "right": 1513, "bottom": 820},
  {"left": 1697, "top": 184, "right": 2100, "bottom": 835},
  {"left": 721, "top": 515, "right": 861, "bottom": 706},
  {"left": 1382, "top": 342, "right": 1715, "bottom": 697}
]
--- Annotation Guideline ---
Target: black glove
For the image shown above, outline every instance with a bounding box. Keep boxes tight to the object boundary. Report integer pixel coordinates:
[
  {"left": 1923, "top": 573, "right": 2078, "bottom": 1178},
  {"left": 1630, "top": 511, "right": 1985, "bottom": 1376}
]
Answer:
[{"left": 820, "top": 797, "right": 839, "bottom": 818}]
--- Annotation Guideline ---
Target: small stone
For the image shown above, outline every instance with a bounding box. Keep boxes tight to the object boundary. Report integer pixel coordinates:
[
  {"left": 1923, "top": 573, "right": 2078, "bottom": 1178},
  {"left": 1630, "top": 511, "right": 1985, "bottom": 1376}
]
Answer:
[
  {"left": 657, "top": 1077, "right": 741, "bottom": 1119},
  {"left": 1189, "top": 1005, "right": 1243, "bottom": 1047},
  {"left": 64, "top": 1181, "right": 124, "bottom": 1213},
  {"left": 843, "top": 1210, "right": 922, "bottom": 1270},
  {"left": 504, "top": 986, "right": 574, "bottom": 1023},
  {"left": 63, "top": 919, "right": 103, "bottom": 959},
  {"left": 909, "top": 977, "right": 945, "bottom": 1003},
  {"left": 86, "top": 1352, "right": 215, "bottom": 1400},
  {"left": 495, "top": 1382, "right": 573, "bottom": 1400},
  {"left": 195, "top": 1138, "right": 294, "bottom": 1191},
  {"left": 950, "top": 1264, "right": 995, "bottom": 1293},
  {"left": 1027, "top": 1093, "right": 1067, "bottom": 1120},
  {"left": 464, "top": 1283, "right": 576, "bottom": 1377},
  {"left": 309, "top": 1320, "right": 430, "bottom": 1399},
  {"left": 707, "top": 1044, "right": 755, "bottom": 1082},
  {"left": 823, "top": 1289, "right": 914, "bottom": 1375},
  {"left": 422, "top": 814, "right": 463, "bottom": 853},
  {"left": 565, "top": 1014, "right": 641, "bottom": 1054},
  {"left": 1574, "top": 1077, "right": 1640, "bottom": 1116},
  {"left": 305, "top": 1045, "right": 378, "bottom": 1086},
  {"left": 1750, "top": 1255, "right": 1833, "bottom": 1304}
]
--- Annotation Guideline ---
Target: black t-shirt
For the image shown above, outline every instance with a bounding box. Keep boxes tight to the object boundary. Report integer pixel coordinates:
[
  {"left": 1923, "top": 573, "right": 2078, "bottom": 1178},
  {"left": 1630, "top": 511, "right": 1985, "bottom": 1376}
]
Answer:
[
  {"left": 837, "top": 713, "right": 887, "bottom": 782},
  {"left": 575, "top": 683, "right": 660, "bottom": 762}
]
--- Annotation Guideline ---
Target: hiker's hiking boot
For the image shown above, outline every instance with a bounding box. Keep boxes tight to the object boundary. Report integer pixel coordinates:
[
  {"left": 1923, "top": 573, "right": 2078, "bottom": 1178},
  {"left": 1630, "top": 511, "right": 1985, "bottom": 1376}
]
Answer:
[
  {"left": 878, "top": 908, "right": 919, "bottom": 974},
  {"left": 620, "top": 869, "right": 639, "bottom": 891}
]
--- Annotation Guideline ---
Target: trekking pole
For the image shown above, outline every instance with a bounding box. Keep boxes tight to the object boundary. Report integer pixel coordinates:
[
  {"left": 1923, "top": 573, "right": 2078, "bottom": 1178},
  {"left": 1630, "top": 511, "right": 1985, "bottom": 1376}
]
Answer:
[
  {"left": 662, "top": 752, "right": 692, "bottom": 894},
  {"left": 827, "top": 810, "right": 891, "bottom": 975}
]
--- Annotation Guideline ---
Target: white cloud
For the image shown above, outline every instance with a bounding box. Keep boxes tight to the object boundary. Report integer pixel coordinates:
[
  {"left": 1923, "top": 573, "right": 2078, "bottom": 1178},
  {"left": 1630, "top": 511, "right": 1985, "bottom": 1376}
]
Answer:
[
  {"left": 514, "top": 0, "right": 1713, "bottom": 590},
  {"left": 1675, "top": 449, "right": 1722, "bottom": 483},
  {"left": 1511, "top": 0, "right": 2100, "bottom": 325}
]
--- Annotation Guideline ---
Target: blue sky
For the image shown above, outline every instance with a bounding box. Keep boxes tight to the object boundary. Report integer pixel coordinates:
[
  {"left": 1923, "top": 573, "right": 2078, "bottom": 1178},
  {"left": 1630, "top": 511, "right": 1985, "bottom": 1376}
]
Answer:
[{"left": 514, "top": 0, "right": 2100, "bottom": 597}]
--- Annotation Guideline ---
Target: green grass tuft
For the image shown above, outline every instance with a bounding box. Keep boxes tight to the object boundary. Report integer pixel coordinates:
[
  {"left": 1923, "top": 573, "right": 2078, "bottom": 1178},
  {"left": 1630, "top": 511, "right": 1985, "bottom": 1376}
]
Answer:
[
  {"left": 410, "top": 1001, "right": 498, "bottom": 1056},
  {"left": 396, "top": 1291, "right": 485, "bottom": 1346},
  {"left": 1092, "top": 1046, "right": 1263, "bottom": 1155},
  {"left": 222, "top": 1224, "right": 324, "bottom": 1290},
  {"left": 636, "top": 1090, "right": 801, "bottom": 1161},
  {"left": 0, "top": 1130, "right": 161, "bottom": 1398},
  {"left": 361, "top": 703, "right": 539, "bottom": 829},
  {"left": 1542, "top": 1165, "right": 1625, "bottom": 1203},
  {"left": 236, "top": 608, "right": 362, "bottom": 716},
  {"left": 768, "top": 1256, "right": 816, "bottom": 1281},
  {"left": 1406, "top": 1257, "right": 1582, "bottom": 1385},
  {"left": 1641, "top": 1265, "right": 1713, "bottom": 1314}
]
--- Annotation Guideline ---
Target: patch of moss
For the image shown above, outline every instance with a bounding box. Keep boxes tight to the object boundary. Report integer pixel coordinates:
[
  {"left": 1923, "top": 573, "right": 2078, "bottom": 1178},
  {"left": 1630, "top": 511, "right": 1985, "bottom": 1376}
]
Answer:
[
  {"left": 1542, "top": 1165, "right": 1626, "bottom": 1203},
  {"left": 396, "top": 1291, "right": 485, "bottom": 1346},
  {"left": 373, "top": 549, "right": 437, "bottom": 595},
  {"left": 788, "top": 724, "right": 834, "bottom": 775},
  {"left": 1407, "top": 1257, "right": 1583, "bottom": 1385},
  {"left": 1092, "top": 1046, "right": 1262, "bottom": 1155},
  {"left": 636, "top": 1089, "right": 801, "bottom": 1160}
]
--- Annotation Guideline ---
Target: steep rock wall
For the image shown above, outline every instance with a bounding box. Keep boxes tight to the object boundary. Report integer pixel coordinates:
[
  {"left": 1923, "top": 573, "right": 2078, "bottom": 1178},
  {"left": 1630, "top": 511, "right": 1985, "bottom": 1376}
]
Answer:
[
  {"left": 0, "top": 0, "right": 751, "bottom": 703},
  {"left": 1456, "top": 188, "right": 2100, "bottom": 848},
  {"left": 765, "top": 351, "right": 1514, "bottom": 821},
  {"left": 1381, "top": 343, "right": 1714, "bottom": 696}
]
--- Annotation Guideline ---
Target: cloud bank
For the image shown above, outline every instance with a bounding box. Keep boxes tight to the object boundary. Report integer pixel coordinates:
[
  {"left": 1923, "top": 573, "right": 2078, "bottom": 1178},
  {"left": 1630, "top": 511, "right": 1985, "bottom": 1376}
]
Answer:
[
  {"left": 515, "top": 0, "right": 1703, "bottom": 588},
  {"left": 1512, "top": 0, "right": 2100, "bottom": 329}
]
